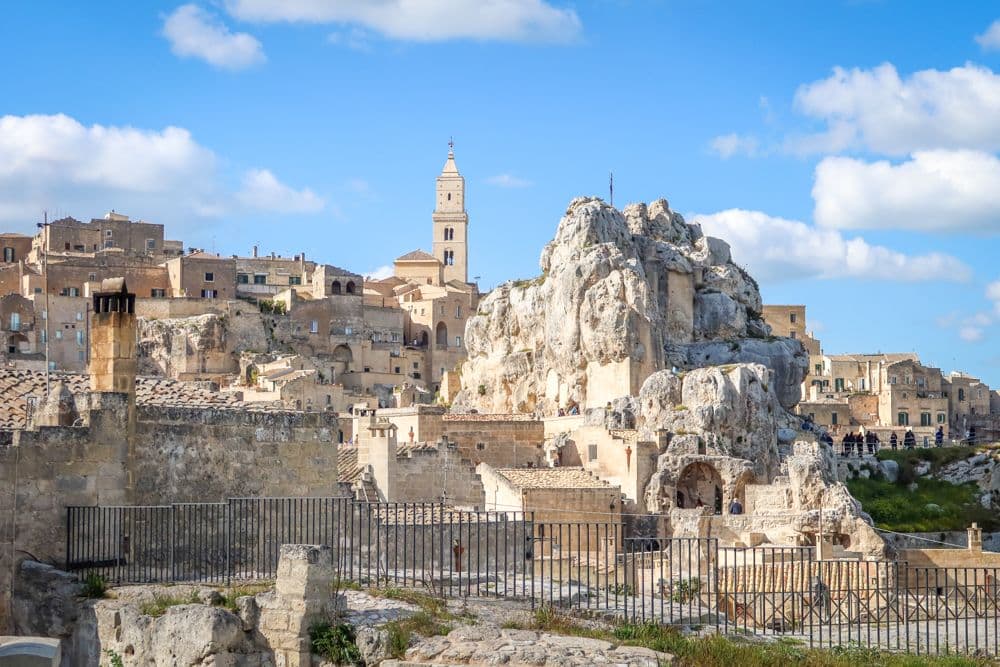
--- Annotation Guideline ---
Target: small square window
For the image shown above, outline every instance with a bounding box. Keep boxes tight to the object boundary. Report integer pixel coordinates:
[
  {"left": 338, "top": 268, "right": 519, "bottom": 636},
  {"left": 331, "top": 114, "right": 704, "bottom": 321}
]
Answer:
[
  {"left": 55, "top": 330, "right": 63, "bottom": 340},
  {"left": 105, "top": 230, "right": 113, "bottom": 238},
  {"left": 146, "top": 238, "right": 155, "bottom": 250},
  {"left": 204, "top": 272, "right": 214, "bottom": 282},
  {"left": 237, "top": 274, "right": 249, "bottom": 284}
]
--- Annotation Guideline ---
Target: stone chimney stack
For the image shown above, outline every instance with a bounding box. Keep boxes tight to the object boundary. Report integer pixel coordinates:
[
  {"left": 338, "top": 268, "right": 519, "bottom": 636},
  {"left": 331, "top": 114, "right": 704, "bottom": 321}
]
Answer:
[
  {"left": 366, "top": 416, "right": 397, "bottom": 501},
  {"left": 968, "top": 523, "right": 983, "bottom": 553},
  {"left": 89, "top": 277, "right": 137, "bottom": 397},
  {"left": 252, "top": 245, "right": 258, "bottom": 258}
]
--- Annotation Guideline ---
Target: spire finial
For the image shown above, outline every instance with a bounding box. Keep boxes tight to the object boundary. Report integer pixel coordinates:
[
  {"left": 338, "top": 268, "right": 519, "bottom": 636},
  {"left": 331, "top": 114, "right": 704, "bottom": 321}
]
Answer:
[{"left": 448, "top": 136, "right": 454, "bottom": 155}]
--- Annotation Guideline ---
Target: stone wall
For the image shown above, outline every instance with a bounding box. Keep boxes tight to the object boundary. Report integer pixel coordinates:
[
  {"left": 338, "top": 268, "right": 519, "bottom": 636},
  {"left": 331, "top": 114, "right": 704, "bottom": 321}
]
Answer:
[
  {"left": 390, "top": 446, "right": 484, "bottom": 507},
  {"left": 0, "top": 395, "right": 338, "bottom": 631}
]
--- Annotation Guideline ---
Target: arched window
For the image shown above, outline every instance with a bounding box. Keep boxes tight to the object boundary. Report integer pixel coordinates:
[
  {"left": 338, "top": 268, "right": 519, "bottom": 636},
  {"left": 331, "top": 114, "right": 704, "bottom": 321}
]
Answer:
[
  {"left": 435, "top": 322, "right": 448, "bottom": 346},
  {"left": 958, "top": 388, "right": 966, "bottom": 401},
  {"left": 346, "top": 281, "right": 355, "bottom": 294},
  {"left": 447, "top": 193, "right": 451, "bottom": 201},
  {"left": 331, "top": 281, "right": 342, "bottom": 295}
]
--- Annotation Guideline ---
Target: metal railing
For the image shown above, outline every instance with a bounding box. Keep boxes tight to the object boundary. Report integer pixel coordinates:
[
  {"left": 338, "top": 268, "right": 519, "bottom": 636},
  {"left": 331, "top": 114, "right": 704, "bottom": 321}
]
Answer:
[{"left": 65, "top": 498, "right": 1000, "bottom": 656}]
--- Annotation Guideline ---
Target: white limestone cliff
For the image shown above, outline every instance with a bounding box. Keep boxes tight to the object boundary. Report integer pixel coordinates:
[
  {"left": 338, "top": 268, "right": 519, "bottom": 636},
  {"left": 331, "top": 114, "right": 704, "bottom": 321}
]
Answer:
[{"left": 454, "top": 197, "right": 807, "bottom": 414}]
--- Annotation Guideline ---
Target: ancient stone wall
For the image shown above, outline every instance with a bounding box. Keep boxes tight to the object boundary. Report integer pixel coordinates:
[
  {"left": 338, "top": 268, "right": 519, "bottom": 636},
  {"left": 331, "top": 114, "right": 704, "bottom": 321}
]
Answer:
[{"left": 390, "top": 447, "right": 484, "bottom": 507}]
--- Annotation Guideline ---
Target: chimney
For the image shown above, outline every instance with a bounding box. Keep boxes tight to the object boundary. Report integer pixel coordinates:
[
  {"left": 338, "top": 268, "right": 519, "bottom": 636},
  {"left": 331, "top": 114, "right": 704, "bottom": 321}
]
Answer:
[
  {"left": 969, "top": 523, "right": 983, "bottom": 553},
  {"left": 252, "top": 245, "right": 258, "bottom": 258},
  {"left": 89, "top": 277, "right": 137, "bottom": 397}
]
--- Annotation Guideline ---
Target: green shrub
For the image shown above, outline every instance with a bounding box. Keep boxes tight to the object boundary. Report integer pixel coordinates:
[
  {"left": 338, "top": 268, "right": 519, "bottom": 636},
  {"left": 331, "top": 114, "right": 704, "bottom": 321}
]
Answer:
[
  {"left": 668, "top": 577, "right": 702, "bottom": 604},
  {"left": 309, "top": 623, "right": 363, "bottom": 665},
  {"left": 80, "top": 573, "right": 107, "bottom": 599},
  {"left": 477, "top": 384, "right": 487, "bottom": 396},
  {"left": 383, "top": 612, "right": 451, "bottom": 659},
  {"left": 140, "top": 590, "right": 201, "bottom": 617}
]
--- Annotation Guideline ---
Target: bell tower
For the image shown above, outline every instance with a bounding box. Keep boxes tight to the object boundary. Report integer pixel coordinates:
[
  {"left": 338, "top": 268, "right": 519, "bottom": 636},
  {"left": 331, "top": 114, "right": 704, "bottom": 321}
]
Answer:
[{"left": 432, "top": 140, "right": 469, "bottom": 284}]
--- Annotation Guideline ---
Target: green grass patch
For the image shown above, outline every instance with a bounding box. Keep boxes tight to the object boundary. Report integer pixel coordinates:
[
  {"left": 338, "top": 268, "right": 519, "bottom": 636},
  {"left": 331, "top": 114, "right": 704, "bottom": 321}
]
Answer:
[
  {"left": 846, "top": 445, "right": 1000, "bottom": 532},
  {"left": 80, "top": 573, "right": 108, "bottom": 599},
  {"left": 384, "top": 612, "right": 452, "bottom": 659},
  {"left": 214, "top": 583, "right": 272, "bottom": 612},
  {"left": 310, "top": 622, "right": 363, "bottom": 666},
  {"left": 504, "top": 609, "right": 987, "bottom": 666},
  {"left": 373, "top": 587, "right": 452, "bottom": 619},
  {"left": 139, "top": 590, "right": 201, "bottom": 617},
  {"left": 847, "top": 476, "right": 997, "bottom": 532}
]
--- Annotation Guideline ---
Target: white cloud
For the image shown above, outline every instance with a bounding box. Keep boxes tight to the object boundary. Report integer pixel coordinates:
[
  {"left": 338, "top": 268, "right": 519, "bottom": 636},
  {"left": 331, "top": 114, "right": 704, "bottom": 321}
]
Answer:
[
  {"left": 695, "top": 209, "right": 972, "bottom": 284},
  {"left": 163, "top": 4, "right": 265, "bottom": 70},
  {"left": 0, "top": 113, "right": 323, "bottom": 226},
  {"left": 988, "top": 280, "right": 1000, "bottom": 314},
  {"left": 812, "top": 150, "right": 1000, "bottom": 232},
  {"left": 789, "top": 63, "right": 1000, "bottom": 155},
  {"left": 328, "top": 26, "right": 373, "bottom": 51},
  {"left": 976, "top": 20, "right": 1000, "bottom": 50},
  {"left": 237, "top": 169, "right": 325, "bottom": 213},
  {"left": 486, "top": 173, "right": 532, "bottom": 188},
  {"left": 960, "top": 326, "right": 985, "bottom": 343},
  {"left": 225, "top": 0, "right": 581, "bottom": 43},
  {"left": 709, "top": 133, "right": 759, "bottom": 159},
  {"left": 366, "top": 265, "right": 394, "bottom": 280}
]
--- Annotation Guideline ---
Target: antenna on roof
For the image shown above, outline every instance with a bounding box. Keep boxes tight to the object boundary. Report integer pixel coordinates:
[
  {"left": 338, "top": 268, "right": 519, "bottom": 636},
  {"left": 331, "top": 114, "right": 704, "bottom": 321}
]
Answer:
[{"left": 609, "top": 171, "right": 614, "bottom": 207}]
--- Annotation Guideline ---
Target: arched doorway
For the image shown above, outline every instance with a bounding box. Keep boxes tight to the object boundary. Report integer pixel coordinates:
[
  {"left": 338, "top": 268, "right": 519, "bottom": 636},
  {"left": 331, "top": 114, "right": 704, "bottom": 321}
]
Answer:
[
  {"left": 331, "top": 344, "right": 353, "bottom": 380},
  {"left": 675, "top": 462, "right": 724, "bottom": 513},
  {"left": 435, "top": 322, "right": 448, "bottom": 347},
  {"left": 331, "top": 281, "right": 342, "bottom": 295},
  {"left": 346, "top": 281, "right": 355, "bottom": 294},
  {"left": 419, "top": 330, "right": 429, "bottom": 347}
]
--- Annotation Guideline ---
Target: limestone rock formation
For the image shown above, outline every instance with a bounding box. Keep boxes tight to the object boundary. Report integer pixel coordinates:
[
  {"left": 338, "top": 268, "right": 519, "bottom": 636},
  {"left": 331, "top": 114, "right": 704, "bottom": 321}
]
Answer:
[
  {"left": 137, "top": 314, "right": 231, "bottom": 377},
  {"left": 455, "top": 197, "right": 806, "bottom": 414}
]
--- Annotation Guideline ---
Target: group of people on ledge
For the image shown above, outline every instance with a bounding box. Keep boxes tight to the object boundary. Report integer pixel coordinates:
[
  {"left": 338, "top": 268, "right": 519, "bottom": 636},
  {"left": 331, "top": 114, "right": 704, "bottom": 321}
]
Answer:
[{"left": 839, "top": 425, "right": 947, "bottom": 456}]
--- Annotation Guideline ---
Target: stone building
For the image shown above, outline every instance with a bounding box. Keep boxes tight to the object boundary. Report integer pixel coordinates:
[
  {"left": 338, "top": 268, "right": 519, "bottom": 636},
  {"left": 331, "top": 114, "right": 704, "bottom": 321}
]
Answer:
[
  {"left": 762, "top": 305, "right": 821, "bottom": 355},
  {"left": 796, "top": 351, "right": 996, "bottom": 443}
]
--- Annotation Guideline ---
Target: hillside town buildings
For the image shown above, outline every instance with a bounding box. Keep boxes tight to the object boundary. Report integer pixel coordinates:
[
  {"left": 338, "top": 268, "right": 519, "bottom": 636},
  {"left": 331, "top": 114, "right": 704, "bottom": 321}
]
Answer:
[
  {"left": 764, "top": 305, "right": 1000, "bottom": 445},
  {"left": 0, "top": 146, "right": 479, "bottom": 415}
]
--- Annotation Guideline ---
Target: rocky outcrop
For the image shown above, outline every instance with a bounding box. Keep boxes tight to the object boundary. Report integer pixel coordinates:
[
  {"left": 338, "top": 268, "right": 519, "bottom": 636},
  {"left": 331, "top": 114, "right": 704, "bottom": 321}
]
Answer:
[
  {"left": 455, "top": 197, "right": 806, "bottom": 414},
  {"left": 138, "top": 314, "right": 231, "bottom": 377}
]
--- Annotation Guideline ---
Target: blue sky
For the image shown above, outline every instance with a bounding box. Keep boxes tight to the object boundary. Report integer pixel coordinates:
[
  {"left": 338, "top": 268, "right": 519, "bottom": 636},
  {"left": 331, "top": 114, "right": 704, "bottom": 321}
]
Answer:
[{"left": 2, "top": 1, "right": 1000, "bottom": 383}]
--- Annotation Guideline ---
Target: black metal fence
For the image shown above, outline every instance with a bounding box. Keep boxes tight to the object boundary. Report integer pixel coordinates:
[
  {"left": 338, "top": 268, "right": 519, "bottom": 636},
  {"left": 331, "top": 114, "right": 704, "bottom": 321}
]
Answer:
[{"left": 66, "top": 498, "right": 1000, "bottom": 656}]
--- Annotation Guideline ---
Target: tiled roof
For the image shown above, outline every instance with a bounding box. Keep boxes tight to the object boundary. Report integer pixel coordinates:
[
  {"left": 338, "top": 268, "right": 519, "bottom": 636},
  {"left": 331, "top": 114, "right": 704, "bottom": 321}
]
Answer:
[
  {"left": 494, "top": 467, "right": 614, "bottom": 490},
  {"left": 0, "top": 369, "right": 289, "bottom": 430},
  {"left": 395, "top": 249, "right": 438, "bottom": 262}
]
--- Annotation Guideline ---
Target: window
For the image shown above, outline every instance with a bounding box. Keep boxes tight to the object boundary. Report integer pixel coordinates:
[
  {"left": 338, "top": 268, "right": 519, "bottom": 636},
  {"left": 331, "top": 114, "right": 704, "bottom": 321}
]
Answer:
[
  {"left": 920, "top": 412, "right": 932, "bottom": 427},
  {"left": 73, "top": 244, "right": 84, "bottom": 252},
  {"left": 75, "top": 312, "right": 82, "bottom": 321},
  {"left": 898, "top": 412, "right": 909, "bottom": 426},
  {"left": 790, "top": 313, "right": 797, "bottom": 323},
  {"left": 105, "top": 230, "right": 112, "bottom": 237},
  {"left": 889, "top": 376, "right": 897, "bottom": 384},
  {"left": 326, "top": 395, "right": 331, "bottom": 406},
  {"left": 67, "top": 287, "right": 79, "bottom": 297},
  {"left": 444, "top": 250, "right": 454, "bottom": 266},
  {"left": 204, "top": 272, "right": 215, "bottom": 282},
  {"left": 41, "top": 310, "right": 47, "bottom": 320},
  {"left": 413, "top": 362, "right": 419, "bottom": 369},
  {"left": 78, "top": 350, "right": 85, "bottom": 362},
  {"left": 151, "top": 289, "right": 166, "bottom": 298},
  {"left": 55, "top": 330, "right": 63, "bottom": 340},
  {"left": 237, "top": 273, "right": 249, "bottom": 284},
  {"left": 289, "top": 276, "right": 301, "bottom": 285},
  {"left": 253, "top": 274, "right": 267, "bottom": 285},
  {"left": 2, "top": 247, "right": 14, "bottom": 262},
  {"left": 88, "top": 273, "right": 96, "bottom": 281},
  {"left": 834, "top": 378, "right": 844, "bottom": 392},
  {"left": 201, "top": 289, "right": 217, "bottom": 298},
  {"left": 394, "top": 366, "right": 401, "bottom": 374},
  {"left": 9, "top": 313, "right": 19, "bottom": 331},
  {"left": 104, "top": 240, "right": 113, "bottom": 249},
  {"left": 958, "top": 388, "right": 966, "bottom": 401},
  {"left": 814, "top": 364, "right": 822, "bottom": 374},
  {"left": 476, "top": 442, "right": 485, "bottom": 451},
  {"left": 937, "top": 413, "right": 946, "bottom": 424},
  {"left": 40, "top": 330, "right": 46, "bottom": 343},
  {"left": 831, "top": 412, "right": 838, "bottom": 425},
  {"left": 76, "top": 331, "right": 84, "bottom": 346},
  {"left": 344, "top": 326, "right": 353, "bottom": 335},
  {"left": 455, "top": 306, "right": 461, "bottom": 318},
  {"left": 790, "top": 331, "right": 797, "bottom": 339},
  {"left": 455, "top": 336, "right": 462, "bottom": 347},
  {"left": 588, "top": 444, "right": 598, "bottom": 461},
  {"left": 146, "top": 239, "right": 155, "bottom": 250},
  {"left": 310, "top": 320, "right": 318, "bottom": 334}
]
